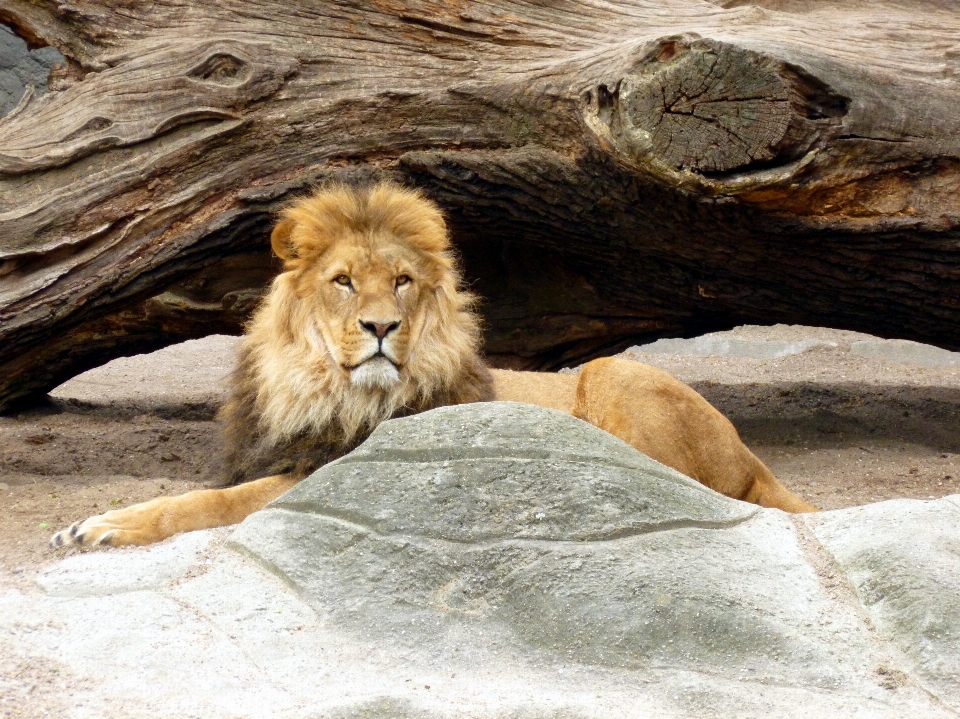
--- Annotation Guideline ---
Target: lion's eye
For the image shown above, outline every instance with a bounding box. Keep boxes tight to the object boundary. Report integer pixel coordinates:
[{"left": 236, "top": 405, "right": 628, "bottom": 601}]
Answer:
[
  {"left": 395, "top": 275, "right": 411, "bottom": 287},
  {"left": 333, "top": 275, "right": 352, "bottom": 287}
]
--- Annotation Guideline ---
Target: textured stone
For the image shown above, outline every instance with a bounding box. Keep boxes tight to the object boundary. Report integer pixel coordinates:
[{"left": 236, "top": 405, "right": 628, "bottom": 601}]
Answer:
[
  {"left": 850, "top": 340, "right": 960, "bottom": 369},
  {"left": 806, "top": 497, "right": 960, "bottom": 709},
  {"left": 36, "top": 529, "right": 218, "bottom": 597},
  {"left": 50, "top": 334, "right": 239, "bottom": 418},
  {"left": 230, "top": 404, "right": 885, "bottom": 693},
  {"left": 268, "top": 401, "right": 756, "bottom": 543},
  {"left": 631, "top": 336, "right": 835, "bottom": 360}
]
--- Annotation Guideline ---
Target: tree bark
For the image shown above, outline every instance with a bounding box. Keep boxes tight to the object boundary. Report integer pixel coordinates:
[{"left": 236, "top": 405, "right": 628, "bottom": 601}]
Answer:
[{"left": 1, "top": 0, "right": 959, "bottom": 411}]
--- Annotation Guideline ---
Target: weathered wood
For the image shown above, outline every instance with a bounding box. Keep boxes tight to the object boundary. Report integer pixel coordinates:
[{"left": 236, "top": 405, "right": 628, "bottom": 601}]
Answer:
[{"left": 1, "top": 0, "right": 959, "bottom": 411}]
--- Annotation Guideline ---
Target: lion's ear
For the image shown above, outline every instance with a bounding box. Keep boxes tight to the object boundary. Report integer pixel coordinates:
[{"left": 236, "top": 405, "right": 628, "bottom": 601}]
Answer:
[{"left": 271, "top": 218, "right": 298, "bottom": 262}]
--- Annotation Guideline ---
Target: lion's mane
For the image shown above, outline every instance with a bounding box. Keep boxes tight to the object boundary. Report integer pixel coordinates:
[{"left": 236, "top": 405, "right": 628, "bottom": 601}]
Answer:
[{"left": 219, "top": 183, "right": 493, "bottom": 485}]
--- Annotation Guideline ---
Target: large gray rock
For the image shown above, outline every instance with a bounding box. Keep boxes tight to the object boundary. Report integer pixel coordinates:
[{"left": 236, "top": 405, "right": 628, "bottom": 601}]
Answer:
[
  {"left": 233, "top": 404, "right": 852, "bottom": 686},
  {"left": 3, "top": 403, "right": 958, "bottom": 718}
]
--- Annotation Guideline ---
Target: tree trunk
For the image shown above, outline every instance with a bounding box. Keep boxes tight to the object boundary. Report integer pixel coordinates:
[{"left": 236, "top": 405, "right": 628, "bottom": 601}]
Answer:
[{"left": 1, "top": 0, "right": 959, "bottom": 411}]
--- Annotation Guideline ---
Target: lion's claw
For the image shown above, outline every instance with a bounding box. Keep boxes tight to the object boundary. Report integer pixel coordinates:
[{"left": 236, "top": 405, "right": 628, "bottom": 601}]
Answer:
[
  {"left": 50, "top": 516, "right": 123, "bottom": 549},
  {"left": 49, "top": 500, "right": 171, "bottom": 549},
  {"left": 51, "top": 521, "right": 85, "bottom": 548}
]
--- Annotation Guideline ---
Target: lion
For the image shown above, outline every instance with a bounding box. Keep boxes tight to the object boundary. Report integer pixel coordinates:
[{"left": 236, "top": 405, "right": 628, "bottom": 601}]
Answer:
[{"left": 52, "top": 183, "right": 814, "bottom": 549}]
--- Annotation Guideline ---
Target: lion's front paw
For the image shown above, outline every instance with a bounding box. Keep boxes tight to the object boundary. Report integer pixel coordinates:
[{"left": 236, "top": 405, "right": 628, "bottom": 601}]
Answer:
[{"left": 50, "top": 504, "right": 160, "bottom": 549}]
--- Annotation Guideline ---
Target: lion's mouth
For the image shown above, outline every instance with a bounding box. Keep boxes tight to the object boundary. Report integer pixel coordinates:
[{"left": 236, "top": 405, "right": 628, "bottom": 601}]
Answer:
[
  {"left": 347, "top": 354, "right": 401, "bottom": 389},
  {"left": 344, "top": 350, "right": 400, "bottom": 372}
]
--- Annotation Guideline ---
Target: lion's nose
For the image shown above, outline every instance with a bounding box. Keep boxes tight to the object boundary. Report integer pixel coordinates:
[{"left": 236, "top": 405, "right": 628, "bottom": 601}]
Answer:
[{"left": 359, "top": 320, "right": 400, "bottom": 340}]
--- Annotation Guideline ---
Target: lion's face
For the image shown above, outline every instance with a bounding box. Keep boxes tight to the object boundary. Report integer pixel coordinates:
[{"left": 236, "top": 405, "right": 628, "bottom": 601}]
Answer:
[
  {"left": 294, "top": 232, "right": 433, "bottom": 390},
  {"left": 240, "top": 183, "right": 486, "bottom": 445}
]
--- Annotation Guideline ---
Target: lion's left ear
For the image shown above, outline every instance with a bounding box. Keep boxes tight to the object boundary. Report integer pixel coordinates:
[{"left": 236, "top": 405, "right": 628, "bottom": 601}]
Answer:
[{"left": 271, "top": 218, "right": 298, "bottom": 263}]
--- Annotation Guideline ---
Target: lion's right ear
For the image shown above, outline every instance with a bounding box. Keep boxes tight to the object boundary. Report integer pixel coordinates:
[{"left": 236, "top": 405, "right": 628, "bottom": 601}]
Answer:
[{"left": 271, "top": 219, "right": 298, "bottom": 262}]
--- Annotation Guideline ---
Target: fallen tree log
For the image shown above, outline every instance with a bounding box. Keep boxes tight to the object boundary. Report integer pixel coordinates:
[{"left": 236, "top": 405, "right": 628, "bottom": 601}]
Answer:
[{"left": 1, "top": 0, "right": 959, "bottom": 411}]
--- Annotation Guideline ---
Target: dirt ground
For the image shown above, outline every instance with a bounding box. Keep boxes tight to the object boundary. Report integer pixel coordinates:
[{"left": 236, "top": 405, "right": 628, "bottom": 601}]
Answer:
[{"left": 2, "top": 327, "right": 959, "bottom": 577}]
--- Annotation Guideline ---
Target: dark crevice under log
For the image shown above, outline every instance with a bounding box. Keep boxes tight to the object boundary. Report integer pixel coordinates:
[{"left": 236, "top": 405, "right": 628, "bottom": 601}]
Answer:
[{"left": 1, "top": 1, "right": 959, "bottom": 411}]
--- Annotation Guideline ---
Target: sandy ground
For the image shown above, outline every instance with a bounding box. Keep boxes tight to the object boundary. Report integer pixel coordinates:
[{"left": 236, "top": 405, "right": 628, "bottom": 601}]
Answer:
[{"left": 2, "top": 327, "right": 959, "bottom": 577}]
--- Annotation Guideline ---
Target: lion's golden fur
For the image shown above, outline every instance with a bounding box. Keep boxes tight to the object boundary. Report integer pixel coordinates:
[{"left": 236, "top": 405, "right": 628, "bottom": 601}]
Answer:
[{"left": 219, "top": 183, "right": 493, "bottom": 484}]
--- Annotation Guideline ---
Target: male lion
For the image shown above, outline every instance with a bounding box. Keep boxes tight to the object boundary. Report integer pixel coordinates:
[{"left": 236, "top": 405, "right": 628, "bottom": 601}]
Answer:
[{"left": 52, "top": 183, "right": 814, "bottom": 548}]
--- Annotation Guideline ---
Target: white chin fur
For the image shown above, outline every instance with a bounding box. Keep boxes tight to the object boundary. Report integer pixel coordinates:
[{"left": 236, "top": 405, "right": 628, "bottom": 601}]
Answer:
[{"left": 350, "top": 356, "right": 400, "bottom": 390}]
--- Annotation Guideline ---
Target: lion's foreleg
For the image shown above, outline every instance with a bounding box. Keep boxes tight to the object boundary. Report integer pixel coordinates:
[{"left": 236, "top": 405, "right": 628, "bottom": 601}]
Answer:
[{"left": 50, "top": 474, "right": 300, "bottom": 549}]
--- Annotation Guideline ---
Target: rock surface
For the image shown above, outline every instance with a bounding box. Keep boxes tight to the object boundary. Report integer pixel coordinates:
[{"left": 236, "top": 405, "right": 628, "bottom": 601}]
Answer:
[
  {"left": 0, "top": 25, "right": 64, "bottom": 118},
  {"left": 631, "top": 335, "right": 837, "bottom": 360},
  {"left": 49, "top": 334, "right": 239, "bottom": 419},
  {"left": 3, "top": 403, "right": 959, "bottom": 718},
  {"left": 850, "top": 340, "right": 960, "bottom": 370},
  {"left": 808, "top": 497, "right": 960, "bottom": 707}
]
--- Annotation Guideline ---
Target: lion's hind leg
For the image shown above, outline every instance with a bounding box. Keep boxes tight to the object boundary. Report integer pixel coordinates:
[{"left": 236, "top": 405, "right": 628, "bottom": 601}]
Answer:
[
  {"left": 572, "top": 357, "right": 817, "bottom": 513},
  {"left": 737, "top": 455, "right": 818, "bottom": 513},
  {"left": 51, "top": 474, "right": 299, "bottom": 549}
]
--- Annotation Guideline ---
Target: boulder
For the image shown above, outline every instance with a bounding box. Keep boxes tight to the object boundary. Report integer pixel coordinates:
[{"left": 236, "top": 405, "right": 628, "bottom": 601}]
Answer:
[{"left": 234, "top": 403, "right": 846, "bottom": 686}]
